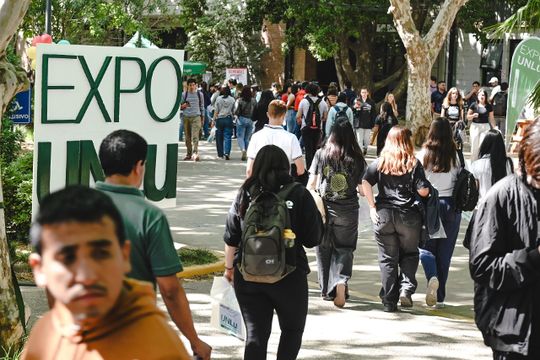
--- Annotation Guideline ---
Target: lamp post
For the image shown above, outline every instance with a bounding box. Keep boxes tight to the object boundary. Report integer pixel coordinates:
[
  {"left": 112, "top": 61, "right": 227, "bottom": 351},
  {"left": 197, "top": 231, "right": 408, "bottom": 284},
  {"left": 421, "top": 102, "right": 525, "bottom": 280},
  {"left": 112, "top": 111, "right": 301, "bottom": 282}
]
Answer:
[{"left": 45, "top": 0, "right": 52, "bottom": 35}]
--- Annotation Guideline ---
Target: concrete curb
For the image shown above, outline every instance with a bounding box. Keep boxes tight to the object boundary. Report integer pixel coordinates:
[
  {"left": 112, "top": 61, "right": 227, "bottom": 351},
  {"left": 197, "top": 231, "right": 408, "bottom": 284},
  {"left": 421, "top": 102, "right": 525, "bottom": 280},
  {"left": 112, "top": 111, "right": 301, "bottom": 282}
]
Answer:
[{"left": 177, "top": 260, "right": 225, "bottom": 278}]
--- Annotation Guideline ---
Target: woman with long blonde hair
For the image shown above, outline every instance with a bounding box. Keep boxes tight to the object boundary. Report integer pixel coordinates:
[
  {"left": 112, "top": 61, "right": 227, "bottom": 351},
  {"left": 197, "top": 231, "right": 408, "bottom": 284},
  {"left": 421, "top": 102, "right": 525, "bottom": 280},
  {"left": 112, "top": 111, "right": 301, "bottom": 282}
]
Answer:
[
  {"left": 383, "top": 92, "right": 399, "bottom": 117},
  {"left": 362, "top": 126, "right": 430, "bottom": 312}
]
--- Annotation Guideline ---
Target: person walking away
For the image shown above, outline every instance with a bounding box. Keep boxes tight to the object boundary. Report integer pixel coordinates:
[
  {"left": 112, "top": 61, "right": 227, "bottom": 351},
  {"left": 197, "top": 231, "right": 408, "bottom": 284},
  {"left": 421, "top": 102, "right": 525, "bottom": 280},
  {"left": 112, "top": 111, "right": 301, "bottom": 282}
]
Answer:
[
  {"left": 235, "top": 85, "right": 257, "bottom": 161},
  {"left": 224, "top": 145, "right": 323, "bottom": 359},
  {"left": 23, "top": 186, "right": 192, "bottom": 360},
  {"left": 297, "top": 82, "right": 328, "bottom": 170},
  {"left": 470, "top": 129, "right": 514, "bottom": 201},
  {"left": 325, "top": 92, "right": 353, "bottom": 139},
  {"left": 96, "top": 130, "right": 212, "bottom": 359},
  {"left": 181, "top": 78, "right": 205, "bottom": 161},
  {"left": 362, "top": 126, "right": 430, "bottom": 312},
  {"left": 431, "top": 81, "right": 447, "bottom": 119},
  {"left": 492, "top": 82, "right": 509, "bottom": 137},
  {"left": 467, "top": 88, "right": 496, "bottom": 160},
  {"left": 469, "top": 117, "right": 540, "bottom": 359},
  {"left": 372, "top": 102, "right": 399, "bottom": 156},
  {"left": 200, "top": 81, "right": 212, "bottom": 140},
  {"left": 343, "top": 80, "right": 357, "bottom": 106},
  {"left": 353, "top": 88, "right": 377, "bottom": 155},
  {"left": 417, "top": 118, "right": 462, "bottom": 308},
  {"left": 253, "top": 90, "right": 275, "bottom": 133},
  {"left": 286, "top": 84, "right": 299, "bottom": 133},
  {"left": 325, "top": 85, "right": 339, "bottom": 109},
  {"left": 247, "top": 100, "right": 306, "bottom": 183},
  {"left": 308, "top": 119, "right": 366, "bottom": 308},
  {"left": 213, "top": 86, "right": 236, "bottom": 160}
]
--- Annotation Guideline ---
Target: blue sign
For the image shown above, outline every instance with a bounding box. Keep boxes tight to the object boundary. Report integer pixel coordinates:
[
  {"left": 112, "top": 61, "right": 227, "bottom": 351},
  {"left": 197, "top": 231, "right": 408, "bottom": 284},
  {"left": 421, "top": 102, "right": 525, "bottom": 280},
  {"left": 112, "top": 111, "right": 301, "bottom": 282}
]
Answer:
[{"left": 9, "top": 89, "right": 31, "bottom": 124}]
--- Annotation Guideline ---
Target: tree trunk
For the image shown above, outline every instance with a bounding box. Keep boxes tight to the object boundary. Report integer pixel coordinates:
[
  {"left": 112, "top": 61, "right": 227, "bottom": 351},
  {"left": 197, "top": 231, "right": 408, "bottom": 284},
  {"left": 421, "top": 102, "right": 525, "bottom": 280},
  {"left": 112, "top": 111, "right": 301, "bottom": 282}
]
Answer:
[
  {"left": 0, "top": 0, "right": 32, "bottom": 349},
  {"left": 388, "top": 0, "right": 469, "bottom": 144}
]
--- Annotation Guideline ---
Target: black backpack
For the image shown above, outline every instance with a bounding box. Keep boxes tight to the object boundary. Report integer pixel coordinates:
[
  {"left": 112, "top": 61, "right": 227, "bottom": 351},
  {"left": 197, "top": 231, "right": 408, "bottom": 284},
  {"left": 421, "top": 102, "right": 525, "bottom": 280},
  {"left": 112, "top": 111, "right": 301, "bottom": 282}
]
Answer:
[
  {"left": 452, "top": 151, "right": 479, "bottom": 212},
  {"left": 492, "top": 91, "right": 507, "bottom": 116},
  {"left": 305, "top": 97, "right": 322, "bottom": 130},
  {"left": 333, "top": 105, "right": 349, "bottom": 126},
  {"left": 239, "top": 183, "right": 300, "bottom": 283}
]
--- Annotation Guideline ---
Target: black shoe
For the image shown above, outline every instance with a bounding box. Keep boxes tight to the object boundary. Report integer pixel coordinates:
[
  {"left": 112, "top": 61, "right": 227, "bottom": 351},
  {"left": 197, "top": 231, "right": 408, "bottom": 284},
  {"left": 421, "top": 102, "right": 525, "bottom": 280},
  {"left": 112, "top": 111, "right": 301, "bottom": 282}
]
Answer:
[
  {"left": 224, "top": 154, "right": 230, "bottom": 160},
  {"left": 383, "top": 303, "right": 398, "bottom": 312},
  {"left": 399, "top": 292, "right": 413, "bottom": 308}
]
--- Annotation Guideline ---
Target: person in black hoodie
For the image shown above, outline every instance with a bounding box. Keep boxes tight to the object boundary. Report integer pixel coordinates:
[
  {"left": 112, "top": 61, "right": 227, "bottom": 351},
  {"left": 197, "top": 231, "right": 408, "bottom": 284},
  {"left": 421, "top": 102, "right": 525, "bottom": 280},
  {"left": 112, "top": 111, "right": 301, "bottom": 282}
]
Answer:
[
  {"left": 353, "top": 88, "right": 377, "bottom": 155},
  {"left": 223, "top": 145, "right": 323, "bottom": 359},
  {"left": 469, "top": 117, "right": 540, "bottom": 359}
]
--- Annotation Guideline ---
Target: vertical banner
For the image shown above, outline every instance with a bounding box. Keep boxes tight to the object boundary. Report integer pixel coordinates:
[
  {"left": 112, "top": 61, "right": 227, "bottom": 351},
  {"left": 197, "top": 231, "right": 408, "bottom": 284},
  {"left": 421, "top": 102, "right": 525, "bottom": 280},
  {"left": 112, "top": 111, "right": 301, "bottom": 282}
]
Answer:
[
  {"left": 507, "top": 37, "right": 540, "bottom": 141},
  {"left": 33, "top": 44, "right": 184, "bottom": 215}
]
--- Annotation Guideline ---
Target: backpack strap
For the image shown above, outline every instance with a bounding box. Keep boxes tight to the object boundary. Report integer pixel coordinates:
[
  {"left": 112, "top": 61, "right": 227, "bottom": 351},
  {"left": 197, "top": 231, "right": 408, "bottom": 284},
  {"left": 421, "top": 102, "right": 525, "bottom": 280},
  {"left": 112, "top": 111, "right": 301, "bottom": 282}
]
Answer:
[
  {"left": 457, "top": 149, "right": 465, "bottom": 170},
  {"left": 334, "top": 105, "right": 340, "bottom": 113}
]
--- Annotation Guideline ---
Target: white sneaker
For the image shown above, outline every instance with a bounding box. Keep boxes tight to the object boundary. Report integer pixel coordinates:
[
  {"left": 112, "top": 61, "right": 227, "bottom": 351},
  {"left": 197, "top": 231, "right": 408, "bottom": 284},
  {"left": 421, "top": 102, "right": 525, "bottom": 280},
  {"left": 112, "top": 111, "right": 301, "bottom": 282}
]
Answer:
[
  {"left": 426, "top": 277, "right": 439, "bottom": 307},
  {"left": 435, "top": 302, "right": 445, "bottom": 309}
]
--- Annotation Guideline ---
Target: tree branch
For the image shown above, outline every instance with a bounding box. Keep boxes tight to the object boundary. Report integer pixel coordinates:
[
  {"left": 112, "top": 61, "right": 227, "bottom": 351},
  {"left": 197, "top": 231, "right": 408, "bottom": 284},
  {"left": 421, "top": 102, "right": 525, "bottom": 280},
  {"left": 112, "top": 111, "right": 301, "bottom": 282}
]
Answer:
[
  {"left": 0, "top": 0, "right": 32, "bottom": 57},
  {"left": 373, "top": 63, "right": 406, "bottom": 91},
  {"left": 388, "top": 0, "right": 422, "bottom": 49},
  {"left": 425, "top": 0, "right": 469, "bottom": 61}
]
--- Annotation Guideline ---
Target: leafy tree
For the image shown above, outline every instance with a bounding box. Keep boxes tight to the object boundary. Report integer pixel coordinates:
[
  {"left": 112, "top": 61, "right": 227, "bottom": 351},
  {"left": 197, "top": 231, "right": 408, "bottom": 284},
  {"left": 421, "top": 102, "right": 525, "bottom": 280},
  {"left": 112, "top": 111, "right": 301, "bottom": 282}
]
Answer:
[
  {"left": 180, "top": 0, "right": 268, "bottom": 84},
  {"left": 0, "top": 0, "right": 32, "bottom": 350},
  {"left": 22, "top": 0, "right": 178, "bottom": 46},
  {"left": 486, "top": 0, "right": 540, "bottom": 108}
]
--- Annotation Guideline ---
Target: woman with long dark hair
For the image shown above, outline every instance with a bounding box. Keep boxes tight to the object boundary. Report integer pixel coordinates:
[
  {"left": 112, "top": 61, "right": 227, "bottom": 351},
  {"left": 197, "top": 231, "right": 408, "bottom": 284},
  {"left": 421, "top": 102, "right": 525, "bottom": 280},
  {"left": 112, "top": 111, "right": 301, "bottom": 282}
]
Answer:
[
  {"left": 213, "top": 86, "right": 236, "bottom": 160},
  {"left": 224, "top": 145, "right": 323, "bottom": 359},
  {"left": 362, "top": 126, "right": 430, "bottom": 312},
  {"left": 308, "top": 119, "right": 366, "bottom": 308},
  {"left": 467, "top": 88, "right": 496, "bottom": 160},
  {"left": 373, "top": 102, "right": 398, "bottom": 156},
  {"left": 470, "top": 129, "right": 514, "bottom": 200},
  {"left": 417, "top": 118, "right": 462, "bottom": 308},
  {"left": 253, "top": 90, "right": 275, "bottom": 133},
  {"left": 235, "top": 85, "right": 257, "bottom": 161}
]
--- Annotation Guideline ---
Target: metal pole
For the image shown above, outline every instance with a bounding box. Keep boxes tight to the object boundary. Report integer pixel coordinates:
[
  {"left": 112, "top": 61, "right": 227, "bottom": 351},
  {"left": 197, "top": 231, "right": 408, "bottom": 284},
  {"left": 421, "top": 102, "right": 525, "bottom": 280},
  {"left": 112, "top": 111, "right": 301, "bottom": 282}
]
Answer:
[{"left": 45, "top": 0, "right": 52, "bottom": 35}]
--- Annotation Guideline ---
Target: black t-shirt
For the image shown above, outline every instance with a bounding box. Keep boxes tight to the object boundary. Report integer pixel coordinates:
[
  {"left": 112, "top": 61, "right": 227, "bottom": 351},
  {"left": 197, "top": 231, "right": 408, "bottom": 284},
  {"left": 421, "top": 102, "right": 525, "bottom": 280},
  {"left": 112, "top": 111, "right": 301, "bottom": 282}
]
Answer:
[
  {"left": 309, "top": 149, "right": 366, "bottom": 206},
  {"left": 443, "top": 103, "right": 462, "bottom": 121},
  {"left": 469, "top": 102, "right": 493, "bottom": 124},
  {"left": 363, "top": 159, "right": 429, "bottom": 209}
]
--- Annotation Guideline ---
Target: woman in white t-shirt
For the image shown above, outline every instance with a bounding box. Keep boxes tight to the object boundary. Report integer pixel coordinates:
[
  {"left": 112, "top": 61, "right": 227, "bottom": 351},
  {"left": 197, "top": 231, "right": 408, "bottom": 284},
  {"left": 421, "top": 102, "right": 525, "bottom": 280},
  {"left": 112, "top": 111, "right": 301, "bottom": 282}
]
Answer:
[
  {"left": 470, "top": 129, "right": 514, "bottom": 200},
  {"left": 417, "top": 117, "right": 462, "bottom": 309}
]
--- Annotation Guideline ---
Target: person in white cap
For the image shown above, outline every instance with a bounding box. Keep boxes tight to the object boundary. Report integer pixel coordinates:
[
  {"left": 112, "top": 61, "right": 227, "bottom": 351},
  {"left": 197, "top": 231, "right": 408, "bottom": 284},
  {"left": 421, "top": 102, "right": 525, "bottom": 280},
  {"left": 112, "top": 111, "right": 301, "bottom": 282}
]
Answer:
[{"left": 488, "top": 76, "right": 501, "bottom": 102}]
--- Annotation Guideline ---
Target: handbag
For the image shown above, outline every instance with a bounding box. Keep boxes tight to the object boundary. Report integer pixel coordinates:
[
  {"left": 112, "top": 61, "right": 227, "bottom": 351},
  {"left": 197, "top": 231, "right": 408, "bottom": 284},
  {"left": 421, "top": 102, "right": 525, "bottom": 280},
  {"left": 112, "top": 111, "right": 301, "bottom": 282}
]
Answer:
[{"left": 209, "top": 276, "right": 245, "bottom": 340}]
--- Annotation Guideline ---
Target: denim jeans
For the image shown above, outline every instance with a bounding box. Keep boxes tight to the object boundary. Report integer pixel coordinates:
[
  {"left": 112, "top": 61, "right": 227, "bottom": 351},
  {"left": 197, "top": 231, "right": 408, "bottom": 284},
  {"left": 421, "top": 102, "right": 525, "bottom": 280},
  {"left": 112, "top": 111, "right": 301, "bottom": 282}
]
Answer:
[
  {"left": 420, "top": 197, "right": 461, "bottom": 302},
  {"left": 286, "top": 110, "right": 297, "bottom": 133},
  {"left": 374, "top": 207, "right": 421, "bottom": 305},
  {"left": 203, "top": 108, "right": 211, "bottom": 138},
  {"left": 316, "top": 203, "right": 359, "bottom": 297},
  {"left": 215, "top": 116, "right": 234, "bottom": 157},
  {"left": 179, "top": 115, "right": 184, "bottom": 141},
  {"left": 236, "top": 116, "right": 253, "bottom": 151}
]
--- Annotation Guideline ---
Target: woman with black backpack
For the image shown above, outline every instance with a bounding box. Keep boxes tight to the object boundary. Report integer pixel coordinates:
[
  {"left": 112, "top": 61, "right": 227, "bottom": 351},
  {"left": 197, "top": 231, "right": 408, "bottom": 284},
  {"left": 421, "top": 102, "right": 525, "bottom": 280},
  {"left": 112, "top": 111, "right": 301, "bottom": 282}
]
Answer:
[
  {"left": 223, "top": 145, "right": 323, "bottom": 359},
  {"left": 308, "top": 118, "right": 366, "bottom": 308},
  {"left": 416, "top": 117, "right": 462, "bottom": 309}
]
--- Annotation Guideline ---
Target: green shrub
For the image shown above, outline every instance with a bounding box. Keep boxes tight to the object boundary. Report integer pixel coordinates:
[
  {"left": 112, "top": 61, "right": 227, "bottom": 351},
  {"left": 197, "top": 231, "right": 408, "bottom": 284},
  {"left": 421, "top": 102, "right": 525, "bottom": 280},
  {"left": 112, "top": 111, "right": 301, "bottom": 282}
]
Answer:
[
  {"left": 177, "top": 247, "right": 219, "bottom": 267},
  {"left": 0, "top": 117, "right": 24, "bottom": 166},
  {"left": 2, "top": 151, "right": 33, "bottom": 244}
]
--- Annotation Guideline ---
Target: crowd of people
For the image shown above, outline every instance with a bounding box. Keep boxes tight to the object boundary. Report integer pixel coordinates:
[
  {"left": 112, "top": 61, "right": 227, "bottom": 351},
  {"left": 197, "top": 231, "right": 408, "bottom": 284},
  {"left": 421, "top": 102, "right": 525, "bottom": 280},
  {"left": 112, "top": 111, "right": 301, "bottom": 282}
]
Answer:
[{"left": 21, "top": 74, "right": 540, "bottom": 360}]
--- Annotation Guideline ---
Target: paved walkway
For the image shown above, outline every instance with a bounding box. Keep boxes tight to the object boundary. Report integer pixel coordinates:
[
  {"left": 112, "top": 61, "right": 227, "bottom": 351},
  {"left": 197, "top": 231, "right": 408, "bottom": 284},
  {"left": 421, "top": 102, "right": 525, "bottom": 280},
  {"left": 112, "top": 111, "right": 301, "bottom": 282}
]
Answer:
[{"left": 22, "top": 139, "right": 492, "bottom": 359}]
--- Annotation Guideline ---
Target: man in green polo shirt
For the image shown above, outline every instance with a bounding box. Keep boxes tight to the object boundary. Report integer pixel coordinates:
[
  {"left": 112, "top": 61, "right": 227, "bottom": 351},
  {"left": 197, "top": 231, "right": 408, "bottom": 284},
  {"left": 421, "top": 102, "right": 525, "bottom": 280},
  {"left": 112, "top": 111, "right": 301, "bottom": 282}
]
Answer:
[{"left": 96, "top": 129, "right": 211, "bottom": 360}]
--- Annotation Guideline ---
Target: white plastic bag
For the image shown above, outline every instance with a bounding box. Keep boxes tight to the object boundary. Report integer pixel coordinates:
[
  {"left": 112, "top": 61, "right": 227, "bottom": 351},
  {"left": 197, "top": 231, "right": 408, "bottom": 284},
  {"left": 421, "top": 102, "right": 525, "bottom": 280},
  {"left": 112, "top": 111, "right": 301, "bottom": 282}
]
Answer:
[{"left": 210, "top": 276, "right": 246, "bottom": 340}]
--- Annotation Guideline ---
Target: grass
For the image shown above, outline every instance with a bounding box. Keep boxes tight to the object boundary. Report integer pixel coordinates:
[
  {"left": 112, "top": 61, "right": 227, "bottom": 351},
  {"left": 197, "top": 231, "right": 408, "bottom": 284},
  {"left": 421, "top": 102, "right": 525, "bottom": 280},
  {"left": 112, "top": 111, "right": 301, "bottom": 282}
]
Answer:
[{"left": 177, "top": 247, "right": 220, "bottom": 267}]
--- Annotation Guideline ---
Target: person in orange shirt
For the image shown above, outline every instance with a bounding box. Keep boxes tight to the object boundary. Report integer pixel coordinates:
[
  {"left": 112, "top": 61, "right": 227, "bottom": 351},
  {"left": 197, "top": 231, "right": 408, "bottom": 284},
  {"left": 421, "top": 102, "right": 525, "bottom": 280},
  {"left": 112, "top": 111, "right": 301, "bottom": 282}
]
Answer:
[{"left": 22, "top": 186, "right": 191, "bottom": 360}]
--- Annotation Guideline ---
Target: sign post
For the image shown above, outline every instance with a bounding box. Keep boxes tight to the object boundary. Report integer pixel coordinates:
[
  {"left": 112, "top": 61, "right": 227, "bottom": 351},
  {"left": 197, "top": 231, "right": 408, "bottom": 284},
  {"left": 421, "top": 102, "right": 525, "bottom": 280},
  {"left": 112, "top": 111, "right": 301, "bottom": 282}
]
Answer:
[
  {"left": 225, "top": 68, "right": 248, "bottom": 85},
  {"left": 33, "top": 44, "right": 184, "bottom": 214},
  {"left": 8, "top": 89, "right": 32, "bottom": 124}
]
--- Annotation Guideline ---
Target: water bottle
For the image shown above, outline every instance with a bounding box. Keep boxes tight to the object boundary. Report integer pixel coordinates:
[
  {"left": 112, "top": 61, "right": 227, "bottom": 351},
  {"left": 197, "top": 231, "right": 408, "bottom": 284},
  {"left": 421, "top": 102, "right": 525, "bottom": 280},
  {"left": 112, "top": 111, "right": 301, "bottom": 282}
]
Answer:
[{"left": 283, "top": 229, "right": 296, "bottom": 248}]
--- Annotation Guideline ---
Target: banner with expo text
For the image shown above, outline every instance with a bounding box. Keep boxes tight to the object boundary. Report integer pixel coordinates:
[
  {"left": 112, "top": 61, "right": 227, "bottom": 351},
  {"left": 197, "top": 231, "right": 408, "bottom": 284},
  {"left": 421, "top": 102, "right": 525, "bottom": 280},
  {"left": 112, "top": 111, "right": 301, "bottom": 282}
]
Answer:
[
  {"left": 33, "top": 44, "right": 184, "bottom": 215},
  {"left": 507, "top": 37, "right": 540, "bottom": 141}
]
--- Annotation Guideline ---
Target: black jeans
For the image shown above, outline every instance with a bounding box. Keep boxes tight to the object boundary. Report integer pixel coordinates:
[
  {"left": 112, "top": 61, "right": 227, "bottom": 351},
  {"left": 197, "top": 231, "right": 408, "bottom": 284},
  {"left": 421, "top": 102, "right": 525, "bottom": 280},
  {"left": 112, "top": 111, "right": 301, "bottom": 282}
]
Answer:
[
  {"left": 316, "top": 203, "right": 359, "bottom": 297},
  {"left": 301, "top": 127, "right": 321, "bottom": 170},
  {"left": 234, "top": 267, "right": 308, "bottom": 360},
  {"left": 374, "top": 207, "right": 421, "bottom": 305}
]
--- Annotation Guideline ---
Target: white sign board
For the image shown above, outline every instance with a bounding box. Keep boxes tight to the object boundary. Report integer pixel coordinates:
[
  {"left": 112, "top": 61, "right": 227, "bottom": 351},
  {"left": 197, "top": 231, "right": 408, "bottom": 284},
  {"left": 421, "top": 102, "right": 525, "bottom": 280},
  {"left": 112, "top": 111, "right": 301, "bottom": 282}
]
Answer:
[
  {"left": 33, "top": 44, "right": 184, "bottom": 213},
  {"left": 225, "top": 68, "right": 248, "bottom": 85}
]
